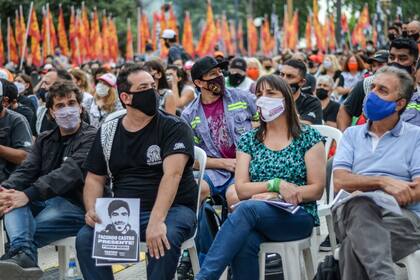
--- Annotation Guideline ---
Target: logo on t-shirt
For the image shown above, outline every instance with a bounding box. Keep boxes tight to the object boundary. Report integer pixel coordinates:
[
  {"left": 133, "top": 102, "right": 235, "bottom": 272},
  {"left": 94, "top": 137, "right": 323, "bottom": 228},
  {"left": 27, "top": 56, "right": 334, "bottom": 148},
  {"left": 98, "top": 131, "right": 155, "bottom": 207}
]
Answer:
[
  {"left": 146, "top": 145, "right": 162, "bottom": 165},
  {"left": 173, "top": 142, "right": 186, "bottom": 150},
  {"left": 308, "top": 112, "right": 316, "bottom": 118}
]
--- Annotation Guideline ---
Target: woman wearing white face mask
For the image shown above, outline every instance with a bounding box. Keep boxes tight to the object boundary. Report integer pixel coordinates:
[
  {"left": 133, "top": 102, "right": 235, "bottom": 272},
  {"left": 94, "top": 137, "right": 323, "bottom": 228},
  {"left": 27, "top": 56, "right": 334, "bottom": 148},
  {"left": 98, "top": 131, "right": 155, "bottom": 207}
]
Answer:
[
  {"left": 196, "top": 75, "right": 326, "bottom": 280},
  {"left": 317, "top": 55, "right": 342, "bottom": 83},
  {"left": 88, "top": 73, "right": 123, "bottom": 128}
]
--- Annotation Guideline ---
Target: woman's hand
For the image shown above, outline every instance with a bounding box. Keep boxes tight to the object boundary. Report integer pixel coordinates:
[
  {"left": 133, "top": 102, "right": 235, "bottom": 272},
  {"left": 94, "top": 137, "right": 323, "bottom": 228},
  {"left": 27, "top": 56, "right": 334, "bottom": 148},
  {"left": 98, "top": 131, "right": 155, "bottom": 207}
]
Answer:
[
  {"left": 279, "top": 182, "right": 302, "bottom": 205},
  {"left": 252, "top": 192, "right": 278, "bottom": 200}
]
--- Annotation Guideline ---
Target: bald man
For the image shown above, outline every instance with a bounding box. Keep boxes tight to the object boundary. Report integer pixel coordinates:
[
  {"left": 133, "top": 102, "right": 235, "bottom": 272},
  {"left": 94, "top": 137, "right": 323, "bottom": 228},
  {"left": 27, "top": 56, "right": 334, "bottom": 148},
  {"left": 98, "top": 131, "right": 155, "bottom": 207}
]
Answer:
[{"left": 407, "top": 20, "right": 420, "bottom": 44}]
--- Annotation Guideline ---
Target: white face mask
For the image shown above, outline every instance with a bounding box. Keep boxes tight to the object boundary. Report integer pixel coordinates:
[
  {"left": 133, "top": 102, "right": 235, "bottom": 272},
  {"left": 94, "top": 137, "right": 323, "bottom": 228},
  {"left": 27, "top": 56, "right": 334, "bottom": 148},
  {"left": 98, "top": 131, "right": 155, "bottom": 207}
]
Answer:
[
  {"left": 323, "top": 61, "right": 333, "bottom": 69},
  {"left": 14, "top": 82, "right": 26, "bottom": 94},
  {"left": 96, "top": 83, "right": 110, "bottom": 97},
  {"left": 256, "top": 96, "right": 285, "bottom": 122}
]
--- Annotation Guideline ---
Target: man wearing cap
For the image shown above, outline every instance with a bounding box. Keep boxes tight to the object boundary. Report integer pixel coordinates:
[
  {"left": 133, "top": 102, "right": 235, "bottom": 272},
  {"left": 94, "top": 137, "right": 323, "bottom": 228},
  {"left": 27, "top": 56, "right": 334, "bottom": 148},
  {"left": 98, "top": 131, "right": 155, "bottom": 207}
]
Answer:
[
  {"left": 226, "top": 57, "right": 254, "bottom": 91},
  {"left": 162, "top": 29, "right": 190, "bottom": 68},
  {"left": 367, "top": 50, "right": 389, "bottom": 75},
  {"left": 0, "top": 79, "right": 32, "bottom": 183},
  {"left": 181, "top": 56, "right": 258, "bottom": 205}
]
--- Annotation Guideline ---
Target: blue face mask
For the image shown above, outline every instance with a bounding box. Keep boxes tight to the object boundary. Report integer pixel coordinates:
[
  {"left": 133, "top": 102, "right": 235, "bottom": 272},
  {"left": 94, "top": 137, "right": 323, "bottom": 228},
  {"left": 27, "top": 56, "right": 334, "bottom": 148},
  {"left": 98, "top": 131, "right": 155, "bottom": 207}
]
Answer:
[{"left": 363, "top": 92, "right": 397, "bottom": 121}]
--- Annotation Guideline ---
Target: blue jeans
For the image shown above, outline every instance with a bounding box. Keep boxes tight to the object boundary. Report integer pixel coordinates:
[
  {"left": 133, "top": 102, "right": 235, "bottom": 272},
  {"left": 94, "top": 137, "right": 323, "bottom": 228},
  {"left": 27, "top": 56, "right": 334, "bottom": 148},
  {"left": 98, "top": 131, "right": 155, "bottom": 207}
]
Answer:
[
  {"left": 76, "top": 205, "right": 196, "bottom": 280},
  {"left": 196, "top": 200, "right": 314, "bottom": 280},
  {"left": 4, "top": 196, "right": 85, "bottom": 263},
  {"left": 203, "top": 173, "right": 234, "bottom": 197}
]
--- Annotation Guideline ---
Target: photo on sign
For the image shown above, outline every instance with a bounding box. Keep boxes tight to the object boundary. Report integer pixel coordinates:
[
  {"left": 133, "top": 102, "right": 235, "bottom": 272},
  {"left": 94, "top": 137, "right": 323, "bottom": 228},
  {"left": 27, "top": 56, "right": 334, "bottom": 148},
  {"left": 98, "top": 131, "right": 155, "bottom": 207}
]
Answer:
[{"left": 92, "top": 198, "right": 140, "bottom": 262}]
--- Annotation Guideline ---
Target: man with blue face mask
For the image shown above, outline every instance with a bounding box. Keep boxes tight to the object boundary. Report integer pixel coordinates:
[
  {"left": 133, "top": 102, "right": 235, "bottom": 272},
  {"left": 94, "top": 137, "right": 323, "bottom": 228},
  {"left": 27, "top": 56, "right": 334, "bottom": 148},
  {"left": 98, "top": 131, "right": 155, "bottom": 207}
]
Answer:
[
  {"left": 332, "top": 66, "right": 420, "bottom": 280},
  {"left": 0, "top": 80, "right": 97, "bottom": 279}
]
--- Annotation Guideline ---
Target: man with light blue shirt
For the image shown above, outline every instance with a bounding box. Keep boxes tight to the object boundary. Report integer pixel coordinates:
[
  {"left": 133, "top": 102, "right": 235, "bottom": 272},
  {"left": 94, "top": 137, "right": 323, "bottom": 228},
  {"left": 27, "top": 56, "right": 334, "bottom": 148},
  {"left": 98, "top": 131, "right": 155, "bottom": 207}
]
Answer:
[{"left": 332, "top": 66, "right": 420, "bottom": 280}]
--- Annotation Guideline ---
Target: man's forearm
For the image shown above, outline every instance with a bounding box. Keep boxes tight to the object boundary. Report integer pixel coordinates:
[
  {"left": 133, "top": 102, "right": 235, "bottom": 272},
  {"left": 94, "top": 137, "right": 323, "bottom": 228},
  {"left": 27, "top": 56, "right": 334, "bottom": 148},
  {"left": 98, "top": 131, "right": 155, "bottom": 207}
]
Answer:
[
  {"left": 206, "top": 158, "right": 226, "bottom": 169},
  {"left": 149, "top": 174, "right": 181, "bottom": 223},
  {"left": 83, "top": 175, "right": 105, "bottom": 211},
  {"left": 334, "top": 170, "right": 383, "bottom": 192},
  {"left": 0, "top": 145, "right": 28, "bottom": 165},
  {"left": 337, "top": 106, "right": 352, "bottom": 132}
]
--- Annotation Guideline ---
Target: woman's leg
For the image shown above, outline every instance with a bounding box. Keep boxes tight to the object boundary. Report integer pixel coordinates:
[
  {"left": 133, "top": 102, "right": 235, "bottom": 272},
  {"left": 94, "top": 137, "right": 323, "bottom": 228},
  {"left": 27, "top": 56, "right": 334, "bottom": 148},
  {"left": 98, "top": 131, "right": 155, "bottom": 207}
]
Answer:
[{"left": 196, "top": 200, "right": 314, "bottom": 280}]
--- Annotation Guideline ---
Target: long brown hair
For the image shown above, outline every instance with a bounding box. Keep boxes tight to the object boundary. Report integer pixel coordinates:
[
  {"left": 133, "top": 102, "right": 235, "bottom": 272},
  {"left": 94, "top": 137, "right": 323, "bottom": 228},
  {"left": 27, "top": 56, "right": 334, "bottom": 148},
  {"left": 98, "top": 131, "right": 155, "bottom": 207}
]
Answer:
[{"left": 255, "top": 75, "right": 301, "bottom": 142}]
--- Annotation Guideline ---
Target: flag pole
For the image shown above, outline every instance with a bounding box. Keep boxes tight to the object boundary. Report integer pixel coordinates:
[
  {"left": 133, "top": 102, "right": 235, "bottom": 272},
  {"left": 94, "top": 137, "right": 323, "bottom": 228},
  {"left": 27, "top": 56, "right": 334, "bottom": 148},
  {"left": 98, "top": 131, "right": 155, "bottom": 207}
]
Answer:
[{"left": 20, "top": 2, "right": 33, "bottom": 71}]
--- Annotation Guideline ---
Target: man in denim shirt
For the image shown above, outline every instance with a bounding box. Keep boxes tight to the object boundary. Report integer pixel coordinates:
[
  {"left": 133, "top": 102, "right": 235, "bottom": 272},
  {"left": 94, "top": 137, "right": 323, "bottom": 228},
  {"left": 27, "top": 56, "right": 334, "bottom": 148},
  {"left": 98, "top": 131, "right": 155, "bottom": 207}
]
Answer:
[
  {"left": 182, "top": 56, "right": 258, "bottom": 207},
  {"left": 333, "top": 66, "right": 420, "bottom": 280}
]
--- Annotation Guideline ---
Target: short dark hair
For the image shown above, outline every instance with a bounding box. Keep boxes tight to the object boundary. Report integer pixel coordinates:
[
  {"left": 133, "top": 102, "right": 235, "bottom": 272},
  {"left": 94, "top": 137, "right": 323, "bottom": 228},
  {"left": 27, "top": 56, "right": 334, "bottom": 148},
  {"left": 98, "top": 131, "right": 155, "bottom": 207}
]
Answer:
[
  {"left": 389, "top": 37, "right": 419, "bottom": 60},
  {"left": 144, "top": 60, "right": 170, "bottom": 90},
  {"left": 116, "top": 64, "right": 147, "bottom": 108},
  {"left": 0, "top": 79, "right": 18, "bottom": 101},
  {"left": 283, "top": 59, "right": 307, "bottom": 79},
  {"left": 46, "top": 79, "right": 82, "bottom": 109},
  {"left": 49, "top": 69, "right": 73, "bottom": 81},
  {"left": 108, "top": 200, "right": 130, "bottom": 217}
]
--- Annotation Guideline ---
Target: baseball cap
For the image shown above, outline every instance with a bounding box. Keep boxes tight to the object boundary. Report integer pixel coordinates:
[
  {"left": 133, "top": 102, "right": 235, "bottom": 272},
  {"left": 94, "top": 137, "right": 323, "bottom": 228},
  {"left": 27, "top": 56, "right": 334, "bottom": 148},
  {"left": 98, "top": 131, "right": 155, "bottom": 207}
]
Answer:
[
  {"left": 229, "top": 57, "right": 247, "bottom": 72},
  {"left": 162, "top": 29, "right": 176, "bottom": 40},
  {"left": 191, "top": 56, "right": 228, "bottom": 82},
  {"left": 98, "top": 73, "right": 117, "bottom": 87},
  {"left": 367, "top": 50, "right": 389, "bottom": 64}
]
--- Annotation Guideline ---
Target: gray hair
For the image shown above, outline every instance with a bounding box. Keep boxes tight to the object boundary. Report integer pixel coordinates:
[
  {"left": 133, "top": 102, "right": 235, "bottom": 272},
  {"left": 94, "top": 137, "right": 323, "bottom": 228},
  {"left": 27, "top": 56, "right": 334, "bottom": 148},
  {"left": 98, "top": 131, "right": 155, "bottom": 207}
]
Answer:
[
  {"left": 375, "top": 66, "right": 414, "bottom": 102},
  {"left": 317, "top": 75, "right": 334, "bottom": 88}
]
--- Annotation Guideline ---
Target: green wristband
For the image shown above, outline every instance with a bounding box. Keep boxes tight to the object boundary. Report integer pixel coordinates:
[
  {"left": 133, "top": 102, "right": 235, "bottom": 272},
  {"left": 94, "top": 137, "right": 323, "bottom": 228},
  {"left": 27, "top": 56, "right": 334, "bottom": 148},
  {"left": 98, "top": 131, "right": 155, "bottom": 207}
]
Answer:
[{"left": 267, "top": 178, "right": 281, "bottom": 193}]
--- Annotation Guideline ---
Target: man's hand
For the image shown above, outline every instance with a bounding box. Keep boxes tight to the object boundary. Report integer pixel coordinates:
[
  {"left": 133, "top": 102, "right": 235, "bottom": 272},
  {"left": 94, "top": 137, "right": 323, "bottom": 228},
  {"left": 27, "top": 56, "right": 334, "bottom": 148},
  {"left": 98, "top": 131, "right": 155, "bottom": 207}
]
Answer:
[
  {"left": 279, "top": 182, "right": 303, "bottom": 205},
  {"left": 146, "top": 220, "right": 170, "bottom": 259},
  {"left": 0, "top": 189, "right": 29, "bottom": 213},
  {"left": 85, "top": 208, "right": 101, "bottom": 228},
  {"left": 252, "top": 192, "right": 278, "bottom": 200},
  {"left": 380, "top": 177, "right": 416, "bottom": 206},
  {"left": 222, "top": 158, "right": 236, "bottom": 172}
]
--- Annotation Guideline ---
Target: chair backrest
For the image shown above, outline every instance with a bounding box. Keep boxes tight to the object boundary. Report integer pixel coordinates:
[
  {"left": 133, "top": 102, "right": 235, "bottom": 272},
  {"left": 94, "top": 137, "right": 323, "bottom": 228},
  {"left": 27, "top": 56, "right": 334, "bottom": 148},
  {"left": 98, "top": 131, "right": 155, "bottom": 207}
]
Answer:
[
  {"left": 194, "top": 146, "right": 207, "bottom": 218},
  {"left": 311, "top": 125, "right": 343, "bottom": 204}
]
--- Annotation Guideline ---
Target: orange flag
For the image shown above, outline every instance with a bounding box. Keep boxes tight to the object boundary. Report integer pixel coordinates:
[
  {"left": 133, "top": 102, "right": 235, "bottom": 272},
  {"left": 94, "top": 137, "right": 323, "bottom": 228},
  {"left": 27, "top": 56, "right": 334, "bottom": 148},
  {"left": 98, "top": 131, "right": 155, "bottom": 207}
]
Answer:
[
  {"left": 7, "top": 18, "right": 19, "bottom": 64},
  {"left": 168, "top": 5, "right": 178, "bottom": 38},
  {"left": 126, "top": 19, "right": 133, "bottom": 61},
  {"left": 57, "top": 5, "right": 69, "bottom": 57},
  {"left": 261, "top": 15, "right": 274, "bottom": 55},
  {"left": 288, "top": 11, "right": 299, "bottom": 50},
  {"left": 108, "top": 17, "right": 118, "bottom": 62},
  {"left": 28, "top": 9, "right": 41, "bottom": 67},
  {"left": 247, "top": 16, "right": 258, "bottom": 56},
  {"left": 0, "top": 21, "right": 4, "bottom": 66},
  {"left": 137, "top": 9, "right": 150, "bottom": 54},
  {"left": 15, "top": 11, "right": 23, "bottom": 56},
  {"left": 313, "top": 0, "right": 325, "bottom": 51},
  {"left": 195, "top": 1, "right": 217, "bottom": 57},
  {"left": 305, "top": 15, "right": 312, "bottom": 51},
  {"left": 49, "top": 9, "right": 57, "bottom": 50},
  {"left": 159, "top": 7, "right": 169, "bottom": 58},
  {"left": 229, "top": 20, "right": 237, "bottom": 55},
  {"left": 151, "top": 12, "right": 159, "bottom": 51},
  {"left": 282, "top": 8, "right": 289, "bottom": 49},
  {"left": 237, "top": 19, "right": 245, "bottom": 55},
  {"left": 80, "top": 5, "right": 91, "bottom": 62},
  {"left": 70, "top": 8, "right": 82, "bottom": 66},
  {"left": 221, "top": 13, "right": 234, "bottom": 56},
  {"left": 41, "top": 8, "right": 50, "bottom": 60},
  {"left": 101, "top": 14, "right": 110, "bottom": 62},
  {"left": 182, "top": 11, "right": 194, "bottom": 57},
  {"left": 90, "top": 9, "right": 102, "bottom": 61},
  {"left": 352, "top": 4, "right": 370, "bottom": 48},
  {"left": 328, "top": 15, "right": 336, "bottom": 51}
]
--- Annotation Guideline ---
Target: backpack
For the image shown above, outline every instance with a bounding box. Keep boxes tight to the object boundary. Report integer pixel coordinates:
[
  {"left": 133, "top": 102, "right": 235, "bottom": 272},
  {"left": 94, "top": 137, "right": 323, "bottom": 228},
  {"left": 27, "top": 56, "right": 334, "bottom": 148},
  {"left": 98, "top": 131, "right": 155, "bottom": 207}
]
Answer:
[{"left": 314, "top": 255, "right": 341, "bottom": 280}]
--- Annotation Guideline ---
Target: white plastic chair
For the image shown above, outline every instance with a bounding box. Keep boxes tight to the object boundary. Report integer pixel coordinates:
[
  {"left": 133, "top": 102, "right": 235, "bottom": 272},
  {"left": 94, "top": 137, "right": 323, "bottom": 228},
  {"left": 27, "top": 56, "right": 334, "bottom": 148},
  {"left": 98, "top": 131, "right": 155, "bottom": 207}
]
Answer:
[
  {"left": 397, "top": 250, "right": 420, "bottom": 280},
  {"left": 50, "top": 237, "right": 81, "bottom": 280},
  {"left": 311, "top": 125, "right": 343, "bottom": 252},
  {"left": 258, "top": 232, "right": 316, "bottom": 280},
  {"left": 139, "top": 146, "right": 207, "bottom": 279},
  {"left": 0, "top": 219, "right": 5, "bottom": 256}
]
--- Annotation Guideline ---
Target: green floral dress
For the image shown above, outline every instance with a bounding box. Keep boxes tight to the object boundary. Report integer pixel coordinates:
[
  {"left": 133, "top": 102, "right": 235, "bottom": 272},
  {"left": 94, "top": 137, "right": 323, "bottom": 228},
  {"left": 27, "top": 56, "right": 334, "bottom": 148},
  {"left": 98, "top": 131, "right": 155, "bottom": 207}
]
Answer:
[{"left": 237, "top": 125, "right": 323, "bottom": 225}]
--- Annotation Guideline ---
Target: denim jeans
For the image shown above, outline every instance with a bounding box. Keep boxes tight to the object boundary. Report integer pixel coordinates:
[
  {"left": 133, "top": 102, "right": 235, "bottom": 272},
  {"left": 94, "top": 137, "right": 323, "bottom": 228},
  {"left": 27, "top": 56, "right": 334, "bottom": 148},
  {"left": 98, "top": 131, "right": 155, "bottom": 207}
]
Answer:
[
  {"left": 196, "top": 200, "right": 314, "bottom": 280},
  {"left": 76, "top": 204, "right": 196, "bottom": 280},
  {"left": 203, "top": 173, "right": 234, "bottom": 197},
  {"left": 4, "top": 196, "right": 85, "bottom": 263}
]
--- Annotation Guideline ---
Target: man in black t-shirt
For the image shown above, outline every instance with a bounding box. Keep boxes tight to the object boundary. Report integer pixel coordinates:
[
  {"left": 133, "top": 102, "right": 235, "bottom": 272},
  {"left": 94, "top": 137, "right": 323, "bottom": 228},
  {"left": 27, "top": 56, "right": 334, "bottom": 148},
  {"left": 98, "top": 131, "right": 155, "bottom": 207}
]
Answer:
[
  {"left": 279, "top": 59, "right": 323, "bottom": 124},
  {"left": 316, "top": 75, "right": 340, "bottom": 127},
  {"left": 76, "top": 64, "right": 198, "bottom": 280}
]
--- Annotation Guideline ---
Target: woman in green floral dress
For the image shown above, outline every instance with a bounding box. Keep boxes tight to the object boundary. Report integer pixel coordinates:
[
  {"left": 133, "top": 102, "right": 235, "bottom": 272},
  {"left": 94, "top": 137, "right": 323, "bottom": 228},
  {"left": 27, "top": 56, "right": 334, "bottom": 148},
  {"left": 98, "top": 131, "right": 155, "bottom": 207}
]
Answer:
[{"left": 197, "top": 74, "right": 326, "bottom": 280}]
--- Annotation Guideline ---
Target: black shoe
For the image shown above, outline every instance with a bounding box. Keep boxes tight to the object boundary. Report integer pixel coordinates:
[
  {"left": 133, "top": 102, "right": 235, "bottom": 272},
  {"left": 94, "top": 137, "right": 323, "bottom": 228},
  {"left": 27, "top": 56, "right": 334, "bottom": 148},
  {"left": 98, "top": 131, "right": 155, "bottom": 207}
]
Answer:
[
  {"left": 319, "top": 236, "right": 339, "bottom": 252},
  {"left": 0, "top": 250, "right": 43, "bottom": 279},
  {"left": 176, "top": 252, "right": 193, "bottom": 280}
]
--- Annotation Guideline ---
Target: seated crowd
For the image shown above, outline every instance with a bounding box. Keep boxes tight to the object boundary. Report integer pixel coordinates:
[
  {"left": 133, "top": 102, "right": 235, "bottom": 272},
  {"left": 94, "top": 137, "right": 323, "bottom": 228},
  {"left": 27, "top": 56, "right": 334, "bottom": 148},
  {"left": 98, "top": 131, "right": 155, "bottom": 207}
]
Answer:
[{"left": 0, "top": 24, "right": 419, "bottom": 280}]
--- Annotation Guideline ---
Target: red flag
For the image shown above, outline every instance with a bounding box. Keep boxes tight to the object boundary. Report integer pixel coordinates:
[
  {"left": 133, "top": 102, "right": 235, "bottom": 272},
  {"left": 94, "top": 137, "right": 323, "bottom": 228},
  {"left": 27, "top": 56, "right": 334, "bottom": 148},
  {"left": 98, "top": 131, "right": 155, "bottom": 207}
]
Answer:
[
  {"left": 247, "top": 16, "right": 258, "bottom": 56},
  {"left": 126, "top": 19, "right": 133, "bottom": 61},
  {"left": 167, "top": 4, "right": 178, "bottom": 38},
  {"left": 28, "top": 9, "right": 41, "bottom": 67},
  {"left": 49, "top": 9, "right": 57, "bottom": 49},
  {"left": 0, "top": 21, "right": 4, "bottom": 66},
  {"left": 195, "top": 1, "right": 217, "bottom": 57},
  {"left": 261, "top": 15, "right": 274, "bottom": 55},
  {"left": 328, "top": 15, "right": 336, "bottom": 51},
  {"left": 229, "top": 20, "right": 237, "bottom": 56},
  {"left": 90, "top": 9, "right": 102, "bottom": 61},
  {"left": 57, "top": 5, "right": 69, "bottom": 57},
  {"left": 7, "top": 18, "right": 19, "bottom": 64},
  {"left": 237, "top": 19, "right": 245, "bottom": 55},
  {"left": 282, "top": 8, "right": 289, "bottom": 49},
  {"left": 137, "top": 10, "right": 150, "bottom": 54},
  {"left": 313, "top": 0, "right": 325, "bottom": 51},
  {"left": 352, "top": 4, "right": 370, "bottom": 48},
  {"left": 305, "top": 15, "right": 312, "bottom": 51},
  {"left": 288, "top": 11, "right": 299, "bottom": 50},
  {"left": 101, "top": 14, "right": 110, "bottom": 62},
  {"left": 221, "top": 14, "right": 234, "bottom": 56},
  {"left": 182, "top": 11, "right": 194, "bottom": 57},
  {"left": 151, "top": 12, "right": 159, "bottom": 51},
  {"left": 108, "top": 17, "right": 118, "bottom": 62},
  {"left": 15, "top": 11, "right": 23, "bottom": 56},
  {"left": 81, "top": 5, "right": 91, "bottom": 61}
]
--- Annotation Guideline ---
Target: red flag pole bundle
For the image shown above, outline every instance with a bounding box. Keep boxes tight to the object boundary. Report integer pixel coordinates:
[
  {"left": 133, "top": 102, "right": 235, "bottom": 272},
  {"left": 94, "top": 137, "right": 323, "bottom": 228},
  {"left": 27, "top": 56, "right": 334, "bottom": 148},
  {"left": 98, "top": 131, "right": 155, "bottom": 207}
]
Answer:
[
  {"left": 246, "top": 16, "right": 258, "bottom": 56},
  {"left": 57, "top": 4, "right": 69, "bottom": 57},
  {"left": 90, "top": 8, "right": 102, "bottom": 61},
  {"left": 182, "top": 11, "right": 194, "bottom": 58},
  {"left": 7, "top": 17, "right": 19, "bottom": 64},
  {"left": 27, "top": 3, "right": 42, "bottom": 68},
  {"left": 195, "top": 0, "right": 217, "bottom": 57},
  {"left": 261, "top": 15, "right": 274, "bottom": 56},
  {"left": 101, "top": 11, "right": 110, "bottom": 62},
  {"left": 305, "top": 14, "right": 312, "bottom": 51},
  {"left": 126, "top": 18, "right": 133, "bottom": 61}
]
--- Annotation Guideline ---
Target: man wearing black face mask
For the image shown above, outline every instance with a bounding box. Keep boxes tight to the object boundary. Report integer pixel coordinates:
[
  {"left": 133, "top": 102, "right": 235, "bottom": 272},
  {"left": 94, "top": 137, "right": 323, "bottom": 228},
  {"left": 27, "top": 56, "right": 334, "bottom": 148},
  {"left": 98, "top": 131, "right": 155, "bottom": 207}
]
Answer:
[
  {"left": 182, "top": 56, "right": 258, "bottom": 206},
  {"left": 77, "top": 64, "right": 198, "bottom": 280},
  {"left": 407, "top": 21, "right": 420, "bottom": 45},
  {"left": 280, "top": 59, "right": 323, "bottom": 125},
  {"left": 226, "top": 57, "right": 254, "bottom": 91},
  {"left": 337, "top": 37, "right": 419, "bottom": 131}
]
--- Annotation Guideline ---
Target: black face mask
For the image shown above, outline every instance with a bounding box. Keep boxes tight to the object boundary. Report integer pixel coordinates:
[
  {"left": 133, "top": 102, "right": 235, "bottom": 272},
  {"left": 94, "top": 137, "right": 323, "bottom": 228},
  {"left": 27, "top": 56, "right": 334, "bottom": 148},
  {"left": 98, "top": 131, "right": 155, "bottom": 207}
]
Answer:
[
  {"left": 289, "top": 82, "right": 301, "bottom": 94},
  {"left": 128, "top": 88, "right": 158, "bottom": 116},
  {"left": 264, "top": 66, "right": 272, "bottom": 71},
  {"left": 388, "top": 34, "right": 397, "bottom": 41},
  {"left": 410, "top": 33, "right": 420, "bottom": 42},
  {"left": 388, "top": 62, "right": 414, "bottom": 75},
  {"left": 228, "top": 73, "right": 245, "bottom": 87},
  {"left": 402, "top": 31, "right": 409, "bottom": 38},
  {"left": 36, "top": 88, "right": 48, "bottom": 103},
  {"left": 315, "top": 88, "right": 329, "bottom": 100},
  {"left": 203, "top": 75, "right": 226, "bottom": 96}
]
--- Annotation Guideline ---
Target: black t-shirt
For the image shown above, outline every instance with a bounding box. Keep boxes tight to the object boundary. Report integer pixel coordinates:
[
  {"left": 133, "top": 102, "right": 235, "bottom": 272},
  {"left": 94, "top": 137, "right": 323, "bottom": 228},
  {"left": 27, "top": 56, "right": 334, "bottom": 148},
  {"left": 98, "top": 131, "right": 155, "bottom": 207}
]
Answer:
[
  {"left": 85, "top": 112, "right": 198, "bottom": 212},
  {"left": 343, "top": 80, "right": 365, "bottom": 117},
  {"left": 13, "top": 104, "right": 36, "bottom": 136},
  {"left": 322, "top": 100, "right": 340, "bottom": 123},
  {"left": 295, "top": 92, "right": 323, "bottom": 124}
]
